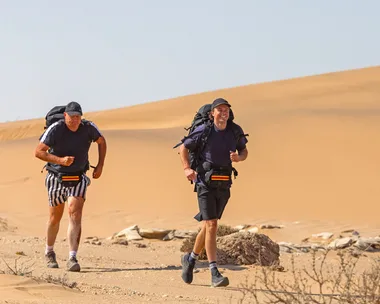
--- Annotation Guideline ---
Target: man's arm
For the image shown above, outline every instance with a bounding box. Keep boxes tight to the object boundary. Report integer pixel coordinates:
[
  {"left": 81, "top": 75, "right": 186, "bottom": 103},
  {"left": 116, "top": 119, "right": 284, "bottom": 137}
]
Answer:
[
  {"left": 230, "top": 147, "right": 248, "bottom": 163},
  {"left": 35, "top": 142, "right": 69, "bottom": 166},
  {"left": 95, "top": 136, "right": 107, "bottom": 167},
  {"left": 179, "top": 144, "right": 196, "bottom": 181},
  {"left": 92, "top": 136, "right": 107, "bottom": 179},
  {"left": 238, "top": 147, "right": 248, "bottom": 162},
  {"left": 179, "top": 143, "right": 191, "bottom": 170}
]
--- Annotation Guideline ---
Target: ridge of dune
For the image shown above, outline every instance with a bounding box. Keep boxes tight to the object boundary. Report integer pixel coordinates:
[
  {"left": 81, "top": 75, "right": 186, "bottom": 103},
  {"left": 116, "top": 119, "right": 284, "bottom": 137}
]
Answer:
[{"left": 0, "top": 66, "right": 379, "bottom": 142}]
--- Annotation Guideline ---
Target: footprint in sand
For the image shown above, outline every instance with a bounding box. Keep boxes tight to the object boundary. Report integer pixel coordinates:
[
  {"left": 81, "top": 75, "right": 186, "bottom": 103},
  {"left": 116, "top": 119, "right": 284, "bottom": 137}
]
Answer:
[
  {"left": 0, "top": 177, "right": 31, "bottom": 188},
  {"left": 0, "top": 218, "right": 17, "bottom": 232}
]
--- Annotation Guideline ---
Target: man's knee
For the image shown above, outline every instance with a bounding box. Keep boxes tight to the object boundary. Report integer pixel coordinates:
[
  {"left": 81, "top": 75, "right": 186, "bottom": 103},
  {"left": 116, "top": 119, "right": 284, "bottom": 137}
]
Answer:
[
  {"left": 68, "top": 197, "right": 84, "bottom": 221},
  {"left": 205, "top": 219, "right": 218, "bottom": 232},
  {"left": 48, "top": 205, "right": 64, "bottom": 225}
]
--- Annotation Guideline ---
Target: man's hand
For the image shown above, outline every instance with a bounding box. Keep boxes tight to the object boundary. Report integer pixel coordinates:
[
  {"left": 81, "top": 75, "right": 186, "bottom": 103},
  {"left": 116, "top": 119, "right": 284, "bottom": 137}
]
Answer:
[
  {"left": 61, "top": 156, "right": 75, "bottom": 166},
  {"left": 230, "top": 151, "right": 240, "bottom": 162},
  {"left": 92, "top": 164, "right": 103, "bottom": 179},
  {"left": 184, "top": 167, "right": 197, "bottom": 182}
]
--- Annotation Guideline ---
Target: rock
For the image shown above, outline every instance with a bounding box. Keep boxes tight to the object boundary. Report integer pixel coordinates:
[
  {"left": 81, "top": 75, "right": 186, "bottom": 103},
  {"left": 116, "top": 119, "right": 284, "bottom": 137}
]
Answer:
[
  {"left": 112, "top": 239, "right": 128, "bottom": 245},
  {"left": 341, "top": 229, "right": 360, "bottom": 237},
  {"left": 354, "top": 237, "right": 380, "bottom": 251},
  {"left": 311, "top": 232, "right": 334, "bottom": 240},
  {"left": 247, "top": 227, "right": 259, "bottom": 234},
  {"left": 277, "top": 241, "right": 327, "bottom": 254},
  {"left": 234, "top": 224, "right": 250, "bottom": 231},
  {"left": 215, "top": 231, "right": 280, "bottom": 266},
  {"left": 85, "top": 236, "right": 98, "bottom": 240},
  {"left": 279, "top": 242, "right": 294, "bottom": 253},
  {"left": 134, "top": 243, "right": 147, "bottom": 248},
  {"left": 114, "top": 225, "right": 143, "bottom": 241},
  {"left": 139, "top": 228, "right": 173, "bottom": 240},
  {"left": 260, "top": 224, "right": 284, "bottom": 229},
  {"left": 280, "top": 246, "right": 293, "bottom": 253},
  {"left": 173, "top": 230, "right": 197, "bottom": 239},
  {"left": 163, "top": 230, "right": 175, "bottom": 241},
  {"left": 85, "top": 239, "right": 102, "bottom": 245},
  {"left": 328, "top": 237, "right": 353, "bottom": 249}
]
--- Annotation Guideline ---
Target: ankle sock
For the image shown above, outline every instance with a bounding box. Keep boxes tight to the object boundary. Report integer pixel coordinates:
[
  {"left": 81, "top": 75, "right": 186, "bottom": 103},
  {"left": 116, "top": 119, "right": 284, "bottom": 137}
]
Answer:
[
  {"left": 188, "top": 251, "right": 199, "bottom": 263},
  {"left": 69, "top": 251, "right": 77, "bottom": 259},
  {"left": 209, "top": 261, "right": 218, "bottom": 275},
  {"left": 45, "top": 245, "right": 54, "bottom": 255}
]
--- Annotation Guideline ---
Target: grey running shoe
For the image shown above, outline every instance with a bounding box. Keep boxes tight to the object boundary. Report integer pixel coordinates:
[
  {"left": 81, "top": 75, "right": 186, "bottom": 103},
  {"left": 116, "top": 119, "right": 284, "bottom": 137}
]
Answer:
[
  {"left": 211, "top": 269, "right": 229, "bottom": 287},
  {"left": 181, "top": 253, "right": 195, "bottom": 284},
  {"left": 45, "top": 251, "right": 59, "bottom": 268},
  {"left": 66, "top": 256, "right": 81, "bottom": 272}
]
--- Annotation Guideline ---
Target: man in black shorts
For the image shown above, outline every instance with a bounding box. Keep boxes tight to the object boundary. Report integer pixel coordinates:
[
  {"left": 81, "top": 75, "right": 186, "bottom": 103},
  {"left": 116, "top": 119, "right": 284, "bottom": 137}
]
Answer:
[
  {"left": 179, "top": 98, "right": 248, "bottom": 287},
  {"left": 35, "top": 101, "right": 107, "bottom": 272}
]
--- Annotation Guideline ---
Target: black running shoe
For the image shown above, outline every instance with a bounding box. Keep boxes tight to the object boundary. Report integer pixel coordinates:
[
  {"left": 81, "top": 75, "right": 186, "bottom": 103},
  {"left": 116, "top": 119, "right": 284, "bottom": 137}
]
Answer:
[
  {"left": 211, "top": 268, "right": 229, "bottom": 287},
  {"left": 181, "top": 253, "right": 195, "bottom": 284},
  {"left": 45, "top": 251, "right": 59, "bottom": 268}
]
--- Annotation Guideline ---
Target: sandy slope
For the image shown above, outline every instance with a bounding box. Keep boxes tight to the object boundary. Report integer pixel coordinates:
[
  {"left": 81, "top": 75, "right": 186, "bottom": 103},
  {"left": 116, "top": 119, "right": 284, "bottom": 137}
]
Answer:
[{"left": 1, "top": 66, "right": 380, "bottom": 303}]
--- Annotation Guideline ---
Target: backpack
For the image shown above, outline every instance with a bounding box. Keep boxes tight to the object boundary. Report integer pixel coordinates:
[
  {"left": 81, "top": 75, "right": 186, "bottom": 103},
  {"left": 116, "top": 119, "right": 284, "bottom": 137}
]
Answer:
[
  {"left": 44, "top": 105, "right": 66, "bottom": 129},
  {"left": 173, "top": 103, "right": 248, "bottom": 182}
]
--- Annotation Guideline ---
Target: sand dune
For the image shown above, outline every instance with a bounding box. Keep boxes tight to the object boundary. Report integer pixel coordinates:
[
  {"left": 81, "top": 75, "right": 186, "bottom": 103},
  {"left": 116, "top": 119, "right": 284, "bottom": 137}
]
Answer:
[{"left": 1, "top": 66, "right": 380, "bottom": 303}]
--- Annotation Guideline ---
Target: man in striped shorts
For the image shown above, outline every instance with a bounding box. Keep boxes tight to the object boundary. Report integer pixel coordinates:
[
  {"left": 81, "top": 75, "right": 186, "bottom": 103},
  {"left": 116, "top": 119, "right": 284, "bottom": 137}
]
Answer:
[{"left": 35, "top": 101, "right": 107, "bottom": 272}]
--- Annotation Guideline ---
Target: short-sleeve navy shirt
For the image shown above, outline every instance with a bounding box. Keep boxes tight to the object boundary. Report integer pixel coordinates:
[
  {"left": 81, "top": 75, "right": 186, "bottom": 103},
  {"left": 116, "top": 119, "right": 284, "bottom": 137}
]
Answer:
[
  {"left": 39, "top": 120, "right": 102, "bottom": 173},
  {"left": 183, "top": 122, "right": 248, "bottom": 167}
]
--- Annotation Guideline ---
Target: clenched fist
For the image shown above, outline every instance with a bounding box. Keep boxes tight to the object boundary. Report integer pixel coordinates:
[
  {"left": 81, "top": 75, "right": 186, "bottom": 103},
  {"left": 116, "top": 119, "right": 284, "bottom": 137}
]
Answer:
[
  {"left": 230, "top": 151, "right": 240, "bottom": 162},
  {"left": 184, "top": 167, "right": 197, "bottom": 182},
  {"left": 61, "top": 156, "right": 75, "bottom": 166}
]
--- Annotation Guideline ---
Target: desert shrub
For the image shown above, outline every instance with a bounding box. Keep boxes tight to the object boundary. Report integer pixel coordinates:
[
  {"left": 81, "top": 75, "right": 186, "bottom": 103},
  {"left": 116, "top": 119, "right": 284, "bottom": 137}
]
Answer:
[{"left": 236, "top": 250, "right": 380, "bottom": 304}]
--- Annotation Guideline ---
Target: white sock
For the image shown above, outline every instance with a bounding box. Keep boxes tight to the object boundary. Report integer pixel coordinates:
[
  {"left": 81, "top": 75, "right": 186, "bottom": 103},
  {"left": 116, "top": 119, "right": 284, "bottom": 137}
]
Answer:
[
  {"left": 45, "top": 245, "right": 54, "bottom": 255},
  {"left": 69, "top": 251, "right": 77, "bottom": 259}
]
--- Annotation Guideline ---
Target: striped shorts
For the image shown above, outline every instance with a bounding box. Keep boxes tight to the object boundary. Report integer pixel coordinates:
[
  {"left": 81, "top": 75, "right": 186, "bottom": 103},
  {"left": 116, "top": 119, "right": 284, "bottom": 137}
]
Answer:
[{"left": 45, "top": 172, "right": 91, "bottom": 207}]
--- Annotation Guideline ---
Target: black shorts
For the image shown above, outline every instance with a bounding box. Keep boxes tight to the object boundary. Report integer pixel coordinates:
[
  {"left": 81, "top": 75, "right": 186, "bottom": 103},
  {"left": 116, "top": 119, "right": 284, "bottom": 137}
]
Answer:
[{"left": 194, "top": 185, "right": 231, "bottom": 222}]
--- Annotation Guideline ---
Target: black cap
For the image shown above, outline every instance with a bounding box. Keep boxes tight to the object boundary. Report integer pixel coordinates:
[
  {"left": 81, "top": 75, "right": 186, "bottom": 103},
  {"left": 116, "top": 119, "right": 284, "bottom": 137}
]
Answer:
[
  {"left": 65, "top": 101, "right": 83, "bottom": 116},
  {"left": 211, "top": 98, "right": 231, "bottom": 110}
]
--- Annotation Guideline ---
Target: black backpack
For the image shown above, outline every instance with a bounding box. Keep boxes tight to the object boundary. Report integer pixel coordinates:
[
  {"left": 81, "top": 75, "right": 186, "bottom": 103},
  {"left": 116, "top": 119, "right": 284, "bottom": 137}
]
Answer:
[
  {"left": 173, "top": 103, "right": 248, "bottom": 181},
  {"left": 44, "top": 105, "right": 66, "bottom": 129}
]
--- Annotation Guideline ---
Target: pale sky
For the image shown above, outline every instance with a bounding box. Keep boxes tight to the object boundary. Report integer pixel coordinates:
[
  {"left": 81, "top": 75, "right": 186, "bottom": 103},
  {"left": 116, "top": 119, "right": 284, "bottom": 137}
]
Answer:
[{"left": 1, "top": 1, "right": 379, "bottom": 122}]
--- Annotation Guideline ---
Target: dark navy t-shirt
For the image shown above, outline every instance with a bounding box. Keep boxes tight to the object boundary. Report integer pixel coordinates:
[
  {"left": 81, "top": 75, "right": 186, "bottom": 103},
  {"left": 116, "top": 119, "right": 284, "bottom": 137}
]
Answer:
[
  {"left": 39, "top": 120, "right": 102, "bottom": 173},
  {"left": 183, "top": 123, "right": 248, "bottom": 167}
]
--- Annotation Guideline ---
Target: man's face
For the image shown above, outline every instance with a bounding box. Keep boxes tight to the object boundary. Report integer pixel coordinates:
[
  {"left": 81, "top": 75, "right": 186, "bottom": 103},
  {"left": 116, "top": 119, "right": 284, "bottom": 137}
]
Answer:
[
  {"left": 212, "top": 104, "right": 230, "bottom": 123},
  {"left": 64, "top": 112, "right": 81, "bottom": 131}
]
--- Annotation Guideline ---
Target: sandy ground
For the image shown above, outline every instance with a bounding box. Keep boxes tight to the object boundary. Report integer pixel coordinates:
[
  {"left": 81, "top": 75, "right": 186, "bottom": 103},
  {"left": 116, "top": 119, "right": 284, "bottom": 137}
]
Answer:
[{"left": 1, "top": 66, "right": 380, "bottom": 303}]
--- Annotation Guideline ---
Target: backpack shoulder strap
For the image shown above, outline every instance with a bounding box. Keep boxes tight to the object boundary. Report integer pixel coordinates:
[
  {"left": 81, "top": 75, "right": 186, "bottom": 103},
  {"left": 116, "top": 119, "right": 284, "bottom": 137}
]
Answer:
[
  {"left": 229, "top": 122, "right": 249, "bottom": 143},
  {"left": 190, "top": 122, "right": 213, "bottom": 169}
]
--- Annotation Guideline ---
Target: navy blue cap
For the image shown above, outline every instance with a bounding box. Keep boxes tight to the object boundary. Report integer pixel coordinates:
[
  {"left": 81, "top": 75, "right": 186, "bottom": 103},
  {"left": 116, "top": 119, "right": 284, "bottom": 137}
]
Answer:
[
  {"left": 65, "top": 101, "right": 83, "bottom": 116},
  {"left": 211, "top": 98, "right": 231, "bottom": 110}
]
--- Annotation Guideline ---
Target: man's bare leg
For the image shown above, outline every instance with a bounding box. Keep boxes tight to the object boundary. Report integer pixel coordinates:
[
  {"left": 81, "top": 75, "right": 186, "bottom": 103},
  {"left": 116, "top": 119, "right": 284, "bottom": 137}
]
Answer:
[
  {"left": 45, "top": 203, "right": 65, "bottom": 268},
  {"left": 66, "top": 196, "right": 84, "bottom": 271},
  {"left": 204, "top": 219, "right": 218, "bottom": 262},
  {"left": 47, "top": 204, "right": 65, "bottom": 248},
  {"left": 193, "top": 222, "right": 206, "bottom": 254}
]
